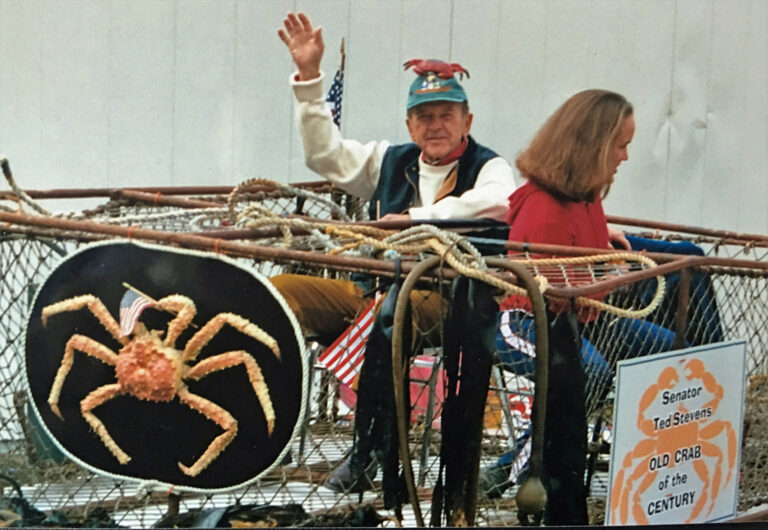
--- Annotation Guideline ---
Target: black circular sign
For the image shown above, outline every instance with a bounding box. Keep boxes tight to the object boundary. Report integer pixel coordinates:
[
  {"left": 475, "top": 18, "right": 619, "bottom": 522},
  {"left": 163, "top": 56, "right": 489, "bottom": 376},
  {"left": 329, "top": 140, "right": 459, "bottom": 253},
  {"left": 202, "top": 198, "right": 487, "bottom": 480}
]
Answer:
[{"left": 25, "top": 241, "right": 306, "bottom": 491}]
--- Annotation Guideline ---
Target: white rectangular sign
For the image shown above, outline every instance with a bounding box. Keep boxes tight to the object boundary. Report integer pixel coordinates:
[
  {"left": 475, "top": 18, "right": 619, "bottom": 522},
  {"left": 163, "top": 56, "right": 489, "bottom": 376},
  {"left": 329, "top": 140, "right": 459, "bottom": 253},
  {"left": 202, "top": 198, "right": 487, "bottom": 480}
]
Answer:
[{"left": 605, "top": 341, "right": 746, "bottom": 525}]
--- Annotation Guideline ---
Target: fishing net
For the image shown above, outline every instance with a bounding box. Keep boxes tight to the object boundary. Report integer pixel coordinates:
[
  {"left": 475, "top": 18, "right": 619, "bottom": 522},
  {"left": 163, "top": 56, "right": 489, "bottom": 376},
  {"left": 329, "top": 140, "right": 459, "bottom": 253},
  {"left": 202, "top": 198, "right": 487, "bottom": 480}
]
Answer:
[{"left": 1, "top": 164, "right": 767, "bottom": 525}]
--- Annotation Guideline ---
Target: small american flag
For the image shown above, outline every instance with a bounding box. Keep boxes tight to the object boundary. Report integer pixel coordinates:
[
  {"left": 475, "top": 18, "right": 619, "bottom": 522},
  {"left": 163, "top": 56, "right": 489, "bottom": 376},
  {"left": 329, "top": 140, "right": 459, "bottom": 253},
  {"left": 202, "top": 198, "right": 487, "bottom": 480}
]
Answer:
[
  {"left": 325, "top": 68, "right": 344, "bottom": 128},
  {"left": 119, "top": 289, "right": 154, "bottom": 337},
  {"left": 317, "top": 295, "right": 378, "bottom": 403}
]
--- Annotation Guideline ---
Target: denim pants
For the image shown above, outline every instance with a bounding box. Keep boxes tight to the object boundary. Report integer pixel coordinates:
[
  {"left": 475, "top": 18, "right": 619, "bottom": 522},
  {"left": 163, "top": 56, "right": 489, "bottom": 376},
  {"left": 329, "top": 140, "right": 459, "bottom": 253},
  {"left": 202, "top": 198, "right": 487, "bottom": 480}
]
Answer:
[
  {"left": 495, "top": 310, "right": 680, "bottom": 391},
  {"left": 491, "top": 235, "right": 718, "bottom": 474}
]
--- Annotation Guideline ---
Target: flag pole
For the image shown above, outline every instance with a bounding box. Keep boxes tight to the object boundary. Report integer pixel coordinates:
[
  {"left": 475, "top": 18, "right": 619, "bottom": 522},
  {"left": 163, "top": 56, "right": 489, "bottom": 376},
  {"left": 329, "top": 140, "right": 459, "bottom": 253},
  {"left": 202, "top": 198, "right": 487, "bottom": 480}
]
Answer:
[
  {"left": 122, "top": 282, "right": 158, "bottom": 304},
  {"left": 327, "top": 38, "right": 346, "bottom": 196},
  {"left": 122, "top": 282, "right": 198, "bottom": 327}
]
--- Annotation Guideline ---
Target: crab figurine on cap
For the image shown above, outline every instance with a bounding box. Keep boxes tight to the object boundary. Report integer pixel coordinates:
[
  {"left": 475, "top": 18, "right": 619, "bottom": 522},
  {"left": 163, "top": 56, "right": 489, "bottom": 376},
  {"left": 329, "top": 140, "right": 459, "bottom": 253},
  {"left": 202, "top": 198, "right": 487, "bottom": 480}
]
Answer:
[{"left": 404, "top": 58, "right": 470, "bottom": 110}]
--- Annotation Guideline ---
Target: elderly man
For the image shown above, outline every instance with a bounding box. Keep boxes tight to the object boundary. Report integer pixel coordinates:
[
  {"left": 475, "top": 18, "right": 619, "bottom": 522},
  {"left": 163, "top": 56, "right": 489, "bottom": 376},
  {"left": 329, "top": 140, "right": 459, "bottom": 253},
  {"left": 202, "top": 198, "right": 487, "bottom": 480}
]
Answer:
[{"left": 274, "top": 12, "right": 517, "bottom": 349}]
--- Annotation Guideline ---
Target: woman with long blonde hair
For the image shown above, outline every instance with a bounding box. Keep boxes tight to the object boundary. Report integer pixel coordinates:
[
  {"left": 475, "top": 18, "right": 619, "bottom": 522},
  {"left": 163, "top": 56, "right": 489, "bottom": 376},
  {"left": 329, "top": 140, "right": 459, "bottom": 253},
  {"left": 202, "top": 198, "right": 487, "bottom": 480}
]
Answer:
[
  {"left": 481, "top": 91, "right": 682, "bottom": 525},
  {"left": 493, "top": 90, "right": 635, "bottom": 523}
]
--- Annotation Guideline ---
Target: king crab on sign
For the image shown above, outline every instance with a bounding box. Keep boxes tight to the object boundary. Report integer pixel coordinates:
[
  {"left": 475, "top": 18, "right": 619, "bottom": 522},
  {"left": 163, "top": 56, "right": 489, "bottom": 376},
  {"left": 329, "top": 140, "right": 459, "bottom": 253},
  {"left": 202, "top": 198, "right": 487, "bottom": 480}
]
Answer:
[
  {"left": 403, "top": 59, "right": 470, "bottom": 80},
  {"left": 609, "top": 359, "right": 738, "bottom": 524},
  {"left": 41, "top": 293, "right": 280, "bottom": 477}
]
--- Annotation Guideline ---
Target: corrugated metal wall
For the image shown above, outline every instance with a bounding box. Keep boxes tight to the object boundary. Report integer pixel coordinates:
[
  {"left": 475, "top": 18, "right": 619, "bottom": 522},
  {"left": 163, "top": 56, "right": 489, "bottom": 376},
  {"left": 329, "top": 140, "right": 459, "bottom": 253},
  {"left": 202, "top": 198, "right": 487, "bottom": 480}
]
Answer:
[{"left": 1, "top": 0, "right": 766, "bottom": 233}]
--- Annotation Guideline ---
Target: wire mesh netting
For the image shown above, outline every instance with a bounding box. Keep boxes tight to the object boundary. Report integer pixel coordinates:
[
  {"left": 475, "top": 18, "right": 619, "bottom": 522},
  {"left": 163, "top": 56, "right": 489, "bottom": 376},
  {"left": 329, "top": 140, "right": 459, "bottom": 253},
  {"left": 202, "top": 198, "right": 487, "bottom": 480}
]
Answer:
[{"left": 1, "top": 180, "right": 767, "bottom": 526}]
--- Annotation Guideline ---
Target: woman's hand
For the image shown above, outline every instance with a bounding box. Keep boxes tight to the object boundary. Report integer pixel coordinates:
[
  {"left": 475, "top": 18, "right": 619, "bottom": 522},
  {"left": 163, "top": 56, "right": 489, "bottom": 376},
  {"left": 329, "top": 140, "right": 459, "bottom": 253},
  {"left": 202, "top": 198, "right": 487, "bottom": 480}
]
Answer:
[{"left": 608, "top": 226, "right": 631, "bottom": 250}]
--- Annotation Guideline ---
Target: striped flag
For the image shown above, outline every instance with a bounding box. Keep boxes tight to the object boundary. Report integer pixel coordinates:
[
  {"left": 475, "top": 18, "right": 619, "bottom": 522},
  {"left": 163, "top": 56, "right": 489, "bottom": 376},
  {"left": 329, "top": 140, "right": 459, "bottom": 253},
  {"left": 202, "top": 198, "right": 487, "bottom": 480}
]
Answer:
[
  {"left": 119, "top": 289, "right": 154, "bottom": 337},
  {"left": 317, "top": 295, "right": 379, "bottom": 397},
  {"left": 325, "top": 38, "right": 345, "bottom": 128},
  {"left": 325, "top": 68, "right": 344, "bottom": 128}
]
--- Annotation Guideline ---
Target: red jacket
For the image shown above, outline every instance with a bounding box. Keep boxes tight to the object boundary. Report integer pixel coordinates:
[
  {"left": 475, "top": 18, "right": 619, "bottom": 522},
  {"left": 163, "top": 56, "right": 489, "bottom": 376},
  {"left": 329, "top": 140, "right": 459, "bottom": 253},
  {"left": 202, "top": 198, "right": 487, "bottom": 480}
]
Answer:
[{"left": 500, "top": 180, "right": 610, "bottom": 320}]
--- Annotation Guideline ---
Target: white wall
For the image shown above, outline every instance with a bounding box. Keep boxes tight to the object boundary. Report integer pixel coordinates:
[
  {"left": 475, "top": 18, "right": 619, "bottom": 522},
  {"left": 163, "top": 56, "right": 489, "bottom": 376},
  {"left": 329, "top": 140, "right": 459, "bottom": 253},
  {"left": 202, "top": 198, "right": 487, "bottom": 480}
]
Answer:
[{"left": 1, "top": 0, "right": 766, "bottom": 233}]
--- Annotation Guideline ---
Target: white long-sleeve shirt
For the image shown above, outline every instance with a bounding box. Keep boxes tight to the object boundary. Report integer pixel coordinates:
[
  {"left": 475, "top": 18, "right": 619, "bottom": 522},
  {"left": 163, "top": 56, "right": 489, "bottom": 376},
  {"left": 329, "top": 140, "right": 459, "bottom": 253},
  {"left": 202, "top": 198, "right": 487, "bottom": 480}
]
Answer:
[{"left": 291, "top": 71, "right": 516, "bottom": 221}]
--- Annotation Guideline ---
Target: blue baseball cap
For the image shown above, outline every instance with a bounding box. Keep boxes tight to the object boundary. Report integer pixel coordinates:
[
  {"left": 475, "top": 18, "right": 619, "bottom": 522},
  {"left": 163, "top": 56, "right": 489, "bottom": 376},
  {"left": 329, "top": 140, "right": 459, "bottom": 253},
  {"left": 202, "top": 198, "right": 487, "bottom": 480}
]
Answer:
[{"left": 407, "top": 73, "right": 468, "bottom": 110}]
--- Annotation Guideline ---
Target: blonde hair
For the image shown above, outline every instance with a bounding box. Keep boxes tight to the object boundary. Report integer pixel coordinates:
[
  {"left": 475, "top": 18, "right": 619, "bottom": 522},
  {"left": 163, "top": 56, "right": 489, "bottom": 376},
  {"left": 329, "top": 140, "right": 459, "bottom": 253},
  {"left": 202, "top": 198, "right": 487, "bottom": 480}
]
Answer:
[{"left": 516, "top": 89, "right": 633, "bottom": 202}]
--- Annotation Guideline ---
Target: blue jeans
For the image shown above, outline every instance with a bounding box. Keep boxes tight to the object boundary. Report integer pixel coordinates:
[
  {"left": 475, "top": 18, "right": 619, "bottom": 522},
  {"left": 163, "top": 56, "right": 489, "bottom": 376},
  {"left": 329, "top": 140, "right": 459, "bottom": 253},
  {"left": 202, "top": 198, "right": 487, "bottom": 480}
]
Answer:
[
  {"left": 495, "top": 310, "right": 681, "bottom": 391},
  {"left": 492, "top": 310, "right": 683, "bottom": 479},
  {"left": 491, "top": 235, "right": 718, "bottom": 476},
  {"left": 625, "top": 235, "right": 724, "bottom": 346}
]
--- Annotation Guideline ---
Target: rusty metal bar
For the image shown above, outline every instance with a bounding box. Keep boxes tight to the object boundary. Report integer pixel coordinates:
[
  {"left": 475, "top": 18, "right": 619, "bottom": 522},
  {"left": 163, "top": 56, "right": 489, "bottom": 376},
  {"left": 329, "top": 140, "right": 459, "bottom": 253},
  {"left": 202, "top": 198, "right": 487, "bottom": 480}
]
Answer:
[
  {"left": 0, "top": 181, "right": 332, "bottom": 201},
  {"left": 503, "top": 240, "right": 684, "bottom": 263},
  {"left": 503, "top": 240, "right": 768, "bottom": 269},
  {"left": 1, "top": 224, "right": 107, "bottom": 243},
  {"left": 2, "top": 211, "right": 767, "bottom": 300},
  {"left": 0, "top": 210, "right": 415, "bottom": 277},
  {"left": 190, "top": 219, "right": 438, "bottom": 240},
  {"left": 606, "top": 214, "right": 768, "bottom": 244},
  {"left": 115, "top": 189, "right": 223, "bottom": 209},
  {"left": 187, "top": 228, "right": 768, "bottom": 274},
  {"left": 2, "top": 177, "right": 765, "bottom": 245},
  {"left": 543, "top": 255, "right": 767, "bottom": 298},
  {"left": 697, "top": 265, "right": 768, "bottom": 278},
  {"left": 672, "top": 268, "right": 691, "bottom": 350},
  {"left": 189, "top": 219, "right": 501, "bottom": 239},
  {"left": 623, "top": 230, "right": 768, "bottom": 250}
]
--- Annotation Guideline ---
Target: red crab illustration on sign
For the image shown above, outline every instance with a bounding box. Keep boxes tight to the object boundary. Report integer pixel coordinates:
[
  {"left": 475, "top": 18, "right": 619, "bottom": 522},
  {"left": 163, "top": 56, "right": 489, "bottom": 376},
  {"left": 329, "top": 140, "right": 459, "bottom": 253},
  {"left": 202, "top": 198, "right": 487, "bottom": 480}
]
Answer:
[
  {"left": 403, "top": 59, "right": 469, "bottom": 79},
  {"left": 42, "top": 292, "right": 280, "bottom": 477},
  {"left": 609, "top": 358, "right": 738, "bottom": 524}
]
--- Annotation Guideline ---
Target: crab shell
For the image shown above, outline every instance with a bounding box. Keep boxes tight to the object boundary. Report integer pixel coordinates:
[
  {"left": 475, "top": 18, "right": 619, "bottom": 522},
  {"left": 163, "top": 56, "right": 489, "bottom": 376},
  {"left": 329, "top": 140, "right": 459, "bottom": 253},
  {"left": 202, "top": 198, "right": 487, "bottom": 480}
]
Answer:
[{"left": 114, "top": 324, "right": 183, "bottom": 402}]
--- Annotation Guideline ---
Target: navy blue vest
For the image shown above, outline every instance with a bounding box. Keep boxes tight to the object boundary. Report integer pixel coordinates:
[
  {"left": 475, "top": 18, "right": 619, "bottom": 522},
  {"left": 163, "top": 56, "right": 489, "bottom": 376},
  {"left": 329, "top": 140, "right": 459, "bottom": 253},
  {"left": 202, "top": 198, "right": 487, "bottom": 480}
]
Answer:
[{"left": 368, "top": 135, "right": 498, "bottom": 219}]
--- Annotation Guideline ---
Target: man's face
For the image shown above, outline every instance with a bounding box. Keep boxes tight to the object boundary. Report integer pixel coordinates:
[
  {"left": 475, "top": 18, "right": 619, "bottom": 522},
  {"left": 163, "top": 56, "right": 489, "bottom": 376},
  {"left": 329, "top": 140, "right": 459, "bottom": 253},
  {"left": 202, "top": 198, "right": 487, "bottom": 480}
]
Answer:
[{"left": 406, "top": 101, "right": 473, "bottom": 163}]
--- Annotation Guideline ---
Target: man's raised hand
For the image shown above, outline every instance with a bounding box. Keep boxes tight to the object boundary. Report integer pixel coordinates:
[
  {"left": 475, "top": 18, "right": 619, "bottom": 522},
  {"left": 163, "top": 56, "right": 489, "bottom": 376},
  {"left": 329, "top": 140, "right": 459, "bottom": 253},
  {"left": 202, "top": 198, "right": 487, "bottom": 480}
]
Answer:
[{"left": 278, "top": 12, "right": 324, "bottom": 81}]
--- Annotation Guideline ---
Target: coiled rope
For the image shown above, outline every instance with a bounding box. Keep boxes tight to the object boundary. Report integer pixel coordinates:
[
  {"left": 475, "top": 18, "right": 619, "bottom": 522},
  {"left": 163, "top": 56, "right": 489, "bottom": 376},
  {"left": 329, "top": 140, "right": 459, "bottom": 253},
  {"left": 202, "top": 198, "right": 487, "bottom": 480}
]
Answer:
[
  {"left": 234, "top": 196, "right": 666, "bottom": 319},
  {"left": 2, "top": 168, "right": 666, "bottom": 318}
]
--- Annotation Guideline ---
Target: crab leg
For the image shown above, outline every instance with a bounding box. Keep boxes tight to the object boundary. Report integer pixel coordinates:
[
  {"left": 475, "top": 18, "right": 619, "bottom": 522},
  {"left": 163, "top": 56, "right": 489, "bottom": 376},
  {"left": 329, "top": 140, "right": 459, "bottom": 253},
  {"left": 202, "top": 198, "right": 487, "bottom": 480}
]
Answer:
[
  {"left": 81, "top": 383, "right": 130, "bottom": 464},
  {"left": 685, "top": 359, "right": 724, "bottom": 412},
  {"left": 42, "top": 295, "right": 125, "bottom": 343},
  {"left": 631, "top": 465, "right": 658, "bottom": 525},
  {"left": 637, "top": 366, "right": 678, "bottom": 434},
  {"left": 686, "top": 457, "right": 711, "bottom": 522},
  {"left": 48, "top": 335, "right": 119, "bottom": 418},
  {"left": 182, "top": 313, "right": 280, "bottom": 362},
  {"left": 185, "top": 351, "right": 276, "bottom": 434},
  {"left": 153, "top": 295, "right": 197, "bottom": 347},
  {"left": 697, "top": 440, "right": 722, "bottom": 517},
  {"left": 703, "top": 419, "right": 738, "bottom": 487},
  {"left": 611, "top": 438, "right": 654, "bottom": 524},
  {"left": 176, "top": 388, "right": 237, "bottom": 477}
]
